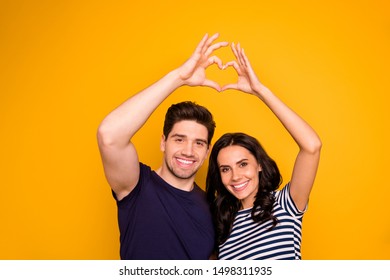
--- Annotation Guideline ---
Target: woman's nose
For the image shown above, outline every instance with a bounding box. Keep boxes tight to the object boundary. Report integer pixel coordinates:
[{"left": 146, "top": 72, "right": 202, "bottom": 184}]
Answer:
[{"left": 231, "top": 169, "right": 241, "bottom": 181}]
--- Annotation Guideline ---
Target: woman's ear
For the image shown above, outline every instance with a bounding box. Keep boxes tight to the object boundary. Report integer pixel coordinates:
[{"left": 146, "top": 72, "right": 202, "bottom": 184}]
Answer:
[{"left": 258, "top": 164, "right": 262, "bottom": 172}]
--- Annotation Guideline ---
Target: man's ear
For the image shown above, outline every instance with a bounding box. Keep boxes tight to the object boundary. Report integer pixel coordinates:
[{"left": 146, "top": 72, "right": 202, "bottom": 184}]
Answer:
[
  {"left": 160, "top": 134, "right": 166, "bottom": 152},
  {"left": 206, "top": 144, "right": 211, "bottom": 157}
]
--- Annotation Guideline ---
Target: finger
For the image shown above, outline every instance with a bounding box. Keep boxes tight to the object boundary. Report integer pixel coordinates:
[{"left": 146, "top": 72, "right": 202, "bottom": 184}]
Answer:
[
  {"left": 194, "top": 33, "right": 209, "bottom": 55},
  {"left": 241, "top": 47, "right": 250, "bottom": 68},
  {"left": 231, "top": 42, "right": 239, "bottom": 60},
  {"left": 232, "top": 42, "right": 245, "bottom": 66},
  {"left": 236, "top": 42, "right": 245, "bottom": 66},
  {"left": 205, "top": 41, "right": 229, "bottom": 57},
  {"left": 224, "top": 60, "right": 242, "bottom": 75},
  {"left": 203, "top": 79, "right": 221, "bottom": 92},
  {"left": 221, "top": 83, "right": 238, "bottom": 91},
  {"left": 207, "top": 55, "right": 223, "bottom": 69},
  {"left": 206, "top": 33, "right": 220, "bottom": 45},
  {"left": 202, "top": 32, "right": 219, "bottom": 53},
  {"left": 237, "top": 45, "right": 248, "bottom": 68}
]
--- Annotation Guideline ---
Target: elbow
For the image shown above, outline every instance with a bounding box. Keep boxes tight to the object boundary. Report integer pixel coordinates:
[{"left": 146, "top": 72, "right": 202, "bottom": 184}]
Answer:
[
  {"left": 299, "top": 133, "right": 322, "bottom": 155},
  {"left": 304, "top": 134, "right": 322, "bottom": 155},
  {"left": 97, "top": 122, "right": 116, "bottom": 147}
]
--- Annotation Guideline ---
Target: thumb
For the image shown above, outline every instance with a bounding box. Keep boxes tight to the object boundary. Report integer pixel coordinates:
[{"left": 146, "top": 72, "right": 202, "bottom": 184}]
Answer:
[
  {"left": 203, "top": 79, "right": 222, "bottom": 92},
  {"left": 221, "top": 83, "right": 238, "bottom": 91}
]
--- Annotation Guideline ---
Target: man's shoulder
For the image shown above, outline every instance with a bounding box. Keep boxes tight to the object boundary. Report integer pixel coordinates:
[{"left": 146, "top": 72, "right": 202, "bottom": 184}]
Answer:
[
  {"left": 193, "top": 183, "right": 206, "bottom": 193},
  {"left": 139, "top": 162, "right": 150, "bottom": 169},
  {"left": 138, "top": 162, "right": 154, "bottom": 176}
]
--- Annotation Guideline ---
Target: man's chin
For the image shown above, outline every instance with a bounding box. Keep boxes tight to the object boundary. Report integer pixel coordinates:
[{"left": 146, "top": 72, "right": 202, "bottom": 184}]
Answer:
[
  {"left": 174, "top": 172, "right": 196, "bottom": 180},
  {"left": 172, "top": 168, "right": 198, "bottom": 180}
]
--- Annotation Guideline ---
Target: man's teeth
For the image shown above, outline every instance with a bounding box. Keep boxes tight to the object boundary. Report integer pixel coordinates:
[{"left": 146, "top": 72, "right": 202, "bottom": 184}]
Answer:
[{"left": 177, "top": 159, "right": 194, "bottom": 165}]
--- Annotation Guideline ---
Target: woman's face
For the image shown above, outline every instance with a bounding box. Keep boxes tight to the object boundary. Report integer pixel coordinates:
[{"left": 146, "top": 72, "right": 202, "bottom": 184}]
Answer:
[{"left": 217, "top": 145, "right": 262, "bottom": 209}]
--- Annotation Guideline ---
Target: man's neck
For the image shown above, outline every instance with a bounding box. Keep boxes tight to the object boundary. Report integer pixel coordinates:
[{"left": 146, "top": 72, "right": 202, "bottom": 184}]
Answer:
[{"left": 155, "top": 167, "right": 195, "bottom": 192}]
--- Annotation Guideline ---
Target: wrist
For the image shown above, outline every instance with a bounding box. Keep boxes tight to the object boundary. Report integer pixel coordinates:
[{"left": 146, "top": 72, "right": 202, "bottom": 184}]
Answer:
[
  {"left": 166, "top": 69, "right": 186, "bottom": 88},
  {"left": 253, "top": 84, "right": 272, "bottom": 100}
]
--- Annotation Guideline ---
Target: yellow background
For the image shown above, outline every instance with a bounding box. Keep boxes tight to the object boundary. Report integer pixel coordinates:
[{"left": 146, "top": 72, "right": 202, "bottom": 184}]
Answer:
[{"left": 1, "top": 0, "right": 389, "bottom": 259}]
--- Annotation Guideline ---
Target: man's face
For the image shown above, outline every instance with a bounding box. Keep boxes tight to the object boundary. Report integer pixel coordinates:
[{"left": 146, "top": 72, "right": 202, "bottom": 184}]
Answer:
[{"left": 160, "top": 120, "right": 210, "bottom": 180}]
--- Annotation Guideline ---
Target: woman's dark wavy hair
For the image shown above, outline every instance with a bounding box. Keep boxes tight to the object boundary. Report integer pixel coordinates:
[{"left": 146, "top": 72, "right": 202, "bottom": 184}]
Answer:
[{"left": 206, "top": 132, "right": 282, "bottom": 246}]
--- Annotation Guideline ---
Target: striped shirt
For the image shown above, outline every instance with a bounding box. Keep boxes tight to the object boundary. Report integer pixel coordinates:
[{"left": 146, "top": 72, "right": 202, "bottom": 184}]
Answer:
[{"left": 218, "top": 183, "right": 306, "bottom": 260}]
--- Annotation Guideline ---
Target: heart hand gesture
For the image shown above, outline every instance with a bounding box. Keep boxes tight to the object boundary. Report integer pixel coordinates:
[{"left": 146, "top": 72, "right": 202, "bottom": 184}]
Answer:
[{"left": 178, "top": 33, "right": 267, "bottom": 96}]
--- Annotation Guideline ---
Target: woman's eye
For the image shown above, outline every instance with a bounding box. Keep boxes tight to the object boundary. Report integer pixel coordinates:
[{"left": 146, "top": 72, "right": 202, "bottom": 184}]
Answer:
[{"left": 220, "top": 167, "right": 229, "bottom": 173}]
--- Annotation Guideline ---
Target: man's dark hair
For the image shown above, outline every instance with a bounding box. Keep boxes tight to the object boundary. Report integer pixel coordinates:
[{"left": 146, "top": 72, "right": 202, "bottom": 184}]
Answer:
[{"left": 163, "top": 101, "right": 216, "bottom": 145}]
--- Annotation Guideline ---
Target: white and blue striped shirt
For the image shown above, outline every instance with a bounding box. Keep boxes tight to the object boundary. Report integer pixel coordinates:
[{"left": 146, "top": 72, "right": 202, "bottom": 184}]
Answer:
[{"left": 218, "top": 183, "right": 306, "bottom": 260}]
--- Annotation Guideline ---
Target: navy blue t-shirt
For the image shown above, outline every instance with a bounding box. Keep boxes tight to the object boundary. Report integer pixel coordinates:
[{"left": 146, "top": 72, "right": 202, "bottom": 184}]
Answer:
[{"left": 113, "top": 163, "right": 215, "bottom": 260}]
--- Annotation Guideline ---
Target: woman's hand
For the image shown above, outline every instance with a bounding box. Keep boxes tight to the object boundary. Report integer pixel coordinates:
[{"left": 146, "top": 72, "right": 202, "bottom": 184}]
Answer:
[{"left": 221, "top": 42, "right": 265, "bottom": 95}]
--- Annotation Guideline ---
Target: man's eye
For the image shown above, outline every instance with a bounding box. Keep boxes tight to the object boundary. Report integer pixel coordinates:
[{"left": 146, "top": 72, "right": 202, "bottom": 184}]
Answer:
[{"left": 196, "top": 141, "right": 205, "bottom": 146}]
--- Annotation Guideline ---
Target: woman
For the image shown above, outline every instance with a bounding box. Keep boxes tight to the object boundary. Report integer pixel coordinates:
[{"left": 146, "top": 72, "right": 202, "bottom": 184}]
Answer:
[{"left": 206, "top": 43, "right": 322, "bottom": 260}]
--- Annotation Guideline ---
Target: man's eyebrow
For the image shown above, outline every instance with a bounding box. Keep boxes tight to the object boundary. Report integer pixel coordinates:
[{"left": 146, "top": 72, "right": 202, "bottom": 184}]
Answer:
[
  {"left": 170, "top": 133, "right": 208, "bottom": 144},
  {"left": 170, "top": 133, "right": 187, "bottom": 138}
]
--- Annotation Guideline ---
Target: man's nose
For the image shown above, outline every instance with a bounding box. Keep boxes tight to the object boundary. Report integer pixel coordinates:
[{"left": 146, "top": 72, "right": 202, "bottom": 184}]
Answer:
[{"left": 181, "top": 142, "right": 194, "bottom": 156}]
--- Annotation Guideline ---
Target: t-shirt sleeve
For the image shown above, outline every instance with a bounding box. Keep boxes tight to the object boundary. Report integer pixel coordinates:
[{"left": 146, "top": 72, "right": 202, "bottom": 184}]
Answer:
[
  {"left": 276, "top": 183, "right": 307, "bottom": 218},
  {"left": 112, "top": 162, "right": 149, "bottom": 206}
]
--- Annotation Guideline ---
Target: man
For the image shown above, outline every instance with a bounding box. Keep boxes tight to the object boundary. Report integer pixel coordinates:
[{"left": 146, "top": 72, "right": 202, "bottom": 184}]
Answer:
[{"left": 97, "top": 33, "right": 228, "bottom": 259}]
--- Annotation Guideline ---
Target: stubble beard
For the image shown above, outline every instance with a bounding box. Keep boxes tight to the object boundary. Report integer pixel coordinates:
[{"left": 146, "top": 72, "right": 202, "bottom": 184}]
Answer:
[{"left": 165, "top": 158, "right": 199, "bottom": 180}]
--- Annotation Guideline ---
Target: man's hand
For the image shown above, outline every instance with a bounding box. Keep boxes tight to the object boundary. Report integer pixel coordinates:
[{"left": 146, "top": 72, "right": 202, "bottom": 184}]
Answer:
[{"left": 178, "top": 33, "right": 228, "bottom": 92}]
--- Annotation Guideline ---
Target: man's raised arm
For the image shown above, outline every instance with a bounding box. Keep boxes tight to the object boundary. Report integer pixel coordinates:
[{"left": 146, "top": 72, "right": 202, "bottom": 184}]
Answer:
[{"left": 97, "top": 33, "right": 227, "bottom": 200}]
